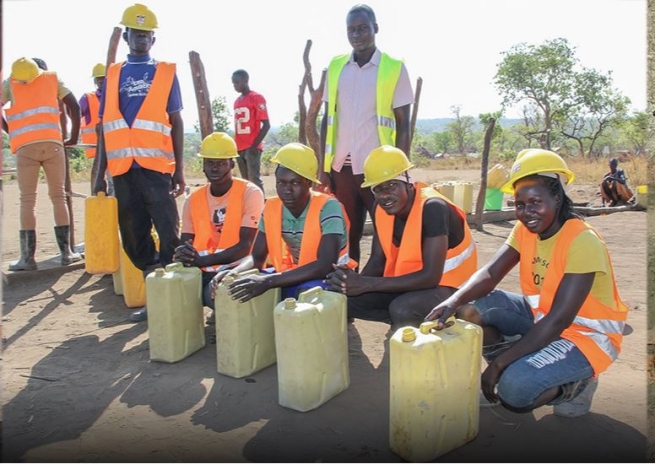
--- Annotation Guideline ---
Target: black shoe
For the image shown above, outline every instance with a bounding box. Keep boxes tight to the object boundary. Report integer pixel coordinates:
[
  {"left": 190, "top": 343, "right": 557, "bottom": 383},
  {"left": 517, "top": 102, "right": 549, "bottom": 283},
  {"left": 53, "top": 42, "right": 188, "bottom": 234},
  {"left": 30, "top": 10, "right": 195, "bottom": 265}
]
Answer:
[{"left": 129, "top": 307, "right": 147, "bottom": 322}]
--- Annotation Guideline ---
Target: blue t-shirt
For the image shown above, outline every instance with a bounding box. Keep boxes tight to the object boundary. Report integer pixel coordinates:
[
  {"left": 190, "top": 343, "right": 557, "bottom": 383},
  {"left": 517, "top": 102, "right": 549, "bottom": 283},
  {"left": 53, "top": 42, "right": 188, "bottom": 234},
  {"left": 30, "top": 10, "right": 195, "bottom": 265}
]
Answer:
[{"left": 98, "top": 54, "right": 183, "bottom": 170}]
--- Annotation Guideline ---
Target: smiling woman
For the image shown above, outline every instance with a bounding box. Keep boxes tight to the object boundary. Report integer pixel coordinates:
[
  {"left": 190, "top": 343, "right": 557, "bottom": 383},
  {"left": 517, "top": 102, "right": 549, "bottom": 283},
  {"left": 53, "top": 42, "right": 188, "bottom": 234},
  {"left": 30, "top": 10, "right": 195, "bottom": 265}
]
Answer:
[{"left": 426, "top": 148, "right": 630, "bottom": 418}]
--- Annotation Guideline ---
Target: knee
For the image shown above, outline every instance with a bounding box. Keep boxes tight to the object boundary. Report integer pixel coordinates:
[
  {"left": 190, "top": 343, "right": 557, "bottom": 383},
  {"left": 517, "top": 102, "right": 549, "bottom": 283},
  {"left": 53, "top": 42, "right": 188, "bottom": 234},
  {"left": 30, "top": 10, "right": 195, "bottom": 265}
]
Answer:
[
  {"left": 457, "top": 304, "right": 483, "bottom": 325},
  {"left": 389, "top": 298, "right": 417, "bottom": 327},
  {"left": 496, "top": 369, "right": 538, "bottom": 413}
]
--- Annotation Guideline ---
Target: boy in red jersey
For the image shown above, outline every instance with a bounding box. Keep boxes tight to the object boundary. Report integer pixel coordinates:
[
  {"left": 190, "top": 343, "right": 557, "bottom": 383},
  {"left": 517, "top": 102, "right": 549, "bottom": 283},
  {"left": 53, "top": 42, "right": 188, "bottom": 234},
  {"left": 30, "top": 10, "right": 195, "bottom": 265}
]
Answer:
[{"left": 232, "top": 69, "right": 270, "bottom": 193}]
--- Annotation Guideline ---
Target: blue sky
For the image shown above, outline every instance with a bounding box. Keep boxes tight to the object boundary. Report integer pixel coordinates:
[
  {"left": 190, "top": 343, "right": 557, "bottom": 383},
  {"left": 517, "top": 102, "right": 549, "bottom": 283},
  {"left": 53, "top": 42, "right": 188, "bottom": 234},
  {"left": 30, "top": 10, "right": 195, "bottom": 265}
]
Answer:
[{"left": 3, "top": 0, "right": 647, "bottom": 127}]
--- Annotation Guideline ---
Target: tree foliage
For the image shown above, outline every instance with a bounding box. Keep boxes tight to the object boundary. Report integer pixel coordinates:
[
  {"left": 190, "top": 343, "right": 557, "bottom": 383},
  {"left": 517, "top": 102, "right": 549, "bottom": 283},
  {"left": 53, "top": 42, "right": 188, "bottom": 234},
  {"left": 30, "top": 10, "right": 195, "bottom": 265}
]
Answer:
[
  {"left": 194, "top": 96, "right": 232, "bottom": 134},
  {"left": 448, "top": 105, "right": 475, "bottom": 155}
]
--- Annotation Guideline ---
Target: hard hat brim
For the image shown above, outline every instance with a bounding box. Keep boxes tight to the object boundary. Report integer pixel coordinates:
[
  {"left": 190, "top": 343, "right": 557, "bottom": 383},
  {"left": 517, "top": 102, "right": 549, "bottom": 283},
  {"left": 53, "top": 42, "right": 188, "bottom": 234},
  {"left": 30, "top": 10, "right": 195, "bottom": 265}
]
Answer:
[
  {"left": 361, "top": 165, "right": 414, "bottom": 189},
  {"left": 196, "top": 152, "right": 239, "bottom": 159},
  {"left": 500, "top": 169, "right": 575, "bottom": 194}
]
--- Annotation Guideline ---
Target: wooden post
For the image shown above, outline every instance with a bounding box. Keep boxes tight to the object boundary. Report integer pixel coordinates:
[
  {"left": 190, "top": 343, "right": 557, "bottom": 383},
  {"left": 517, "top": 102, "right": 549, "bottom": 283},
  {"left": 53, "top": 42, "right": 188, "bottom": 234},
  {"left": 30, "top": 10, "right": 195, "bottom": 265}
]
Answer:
[
  {"left": 409, "top": 76, "right": 423, "bottom": 151},
  {"left": 474, "top": 118, "right": 496, "bottom": 232},
  {"left": 91, "top": 27, "right": 123, "bottom": 195},
  {"left": 297, "top": 40, "right": 313, "bottom": 145},
  {"left": 189, "top": 51, "right": 213, "bottom": 139},
  {"left": 301, "top": 39, "right": 326, "bottom": 157},
  {"left": 64, "top": 147, "right": 76, "bottom": 250}
]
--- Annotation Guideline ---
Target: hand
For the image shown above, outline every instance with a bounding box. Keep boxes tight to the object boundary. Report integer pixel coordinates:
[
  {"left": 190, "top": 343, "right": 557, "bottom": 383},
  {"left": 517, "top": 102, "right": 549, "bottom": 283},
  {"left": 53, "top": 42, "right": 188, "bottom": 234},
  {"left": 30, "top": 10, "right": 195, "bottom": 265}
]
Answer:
[
  {"left": 325, "top": 263, "right": 366, "bottom": 296},
  {"left": 424, "top": 299, "right": 459, "bottom": 329},
  {"left": 481, "top": 361, "right": 504, "bottom": 404},
  {"left": 63, "top": 137, "right": 78, "bottom": 147},
  {"left": 209, "top": 269, "right": 238, "bottom": 300},
  {"left": 173, "top": 240, "right": 200, "bottom": 267},
  {"left": 314, "top": 171, "right": 332, "bottom": 194},
  {"left": 171, "top": 169, "right": 186, "bottom": 197},
  {"left": 228, "top": 274, "right": 270, "bottom": 303},
  {"left": 93, "top": 177, "right": 107, "bottom": 195}
]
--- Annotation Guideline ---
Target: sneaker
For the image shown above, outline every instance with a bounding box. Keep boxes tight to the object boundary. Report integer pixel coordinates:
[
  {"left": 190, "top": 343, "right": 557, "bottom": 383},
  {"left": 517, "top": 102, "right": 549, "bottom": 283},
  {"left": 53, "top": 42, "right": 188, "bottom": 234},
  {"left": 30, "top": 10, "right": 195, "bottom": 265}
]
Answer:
[
  {"left": 553, "top": 377, "right": 599, "bottom": 418},
  {"left": 129, "top": 307, "right": 148, "bottom": 323}
]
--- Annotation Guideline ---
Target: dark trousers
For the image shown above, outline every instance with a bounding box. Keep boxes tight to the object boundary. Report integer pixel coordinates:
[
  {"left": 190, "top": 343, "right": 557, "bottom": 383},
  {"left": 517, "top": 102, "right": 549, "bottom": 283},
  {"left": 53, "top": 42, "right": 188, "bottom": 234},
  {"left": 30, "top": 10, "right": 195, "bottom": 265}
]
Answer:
[
  {"left": 330, "top": 166, "right": 375, "bottom": 265},
  {"left": 113, "top": 168, "right": 180, "bottom": 271},
  {"left": 348, "top": 286, "right": 457, "bottom": 327},
  {"left": 237, "top": 148, "right": 264, "bottom": 192}
]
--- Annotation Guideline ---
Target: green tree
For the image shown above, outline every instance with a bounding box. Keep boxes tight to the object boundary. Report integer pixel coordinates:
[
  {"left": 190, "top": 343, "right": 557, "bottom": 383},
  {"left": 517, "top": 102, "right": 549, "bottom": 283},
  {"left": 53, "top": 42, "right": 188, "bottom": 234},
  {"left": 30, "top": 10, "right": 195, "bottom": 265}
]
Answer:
[
  {"left": 447, "top": 105, "right": 475, "bottom": 155},
  {"left": 194, "top": 96, "right": 232, "bottom": 134},
  {"left": 431, "top": 131, "right": 453, "bottom": 155},
  {"left": 619, "top": 111, "right": 648, "bottom": 155}
]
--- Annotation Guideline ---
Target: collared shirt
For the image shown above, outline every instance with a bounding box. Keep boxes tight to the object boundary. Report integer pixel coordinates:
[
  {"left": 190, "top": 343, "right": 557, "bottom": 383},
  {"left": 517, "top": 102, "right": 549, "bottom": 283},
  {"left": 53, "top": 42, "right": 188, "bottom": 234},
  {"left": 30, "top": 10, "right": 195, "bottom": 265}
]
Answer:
[{"left": 322, "top": 48, "right": 414, "bottom": 175}]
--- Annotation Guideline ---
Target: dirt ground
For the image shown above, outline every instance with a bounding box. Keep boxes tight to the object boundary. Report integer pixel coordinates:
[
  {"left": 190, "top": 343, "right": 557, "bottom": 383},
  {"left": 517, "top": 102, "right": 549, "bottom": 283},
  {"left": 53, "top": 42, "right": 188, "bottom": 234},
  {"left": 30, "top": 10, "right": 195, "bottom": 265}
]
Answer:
[{"left": 1, "top": 170, "right": 648, "bottom": 462}]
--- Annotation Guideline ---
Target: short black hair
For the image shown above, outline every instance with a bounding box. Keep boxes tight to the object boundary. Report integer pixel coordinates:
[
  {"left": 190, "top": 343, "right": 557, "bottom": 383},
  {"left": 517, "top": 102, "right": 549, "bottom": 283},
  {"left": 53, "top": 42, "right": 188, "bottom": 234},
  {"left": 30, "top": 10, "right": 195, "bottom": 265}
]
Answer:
[
  {"left": 347, "top": 4, "right": 376, "bottom": 23},
  {"left": 32, "top": 58, "right": 48, "bottom": 71},
  {"left": 609, "top": 158, "right": 618, "bottom": 166},
  {"left": 232, "top": 69, "right": 249, "bottom": 80}
]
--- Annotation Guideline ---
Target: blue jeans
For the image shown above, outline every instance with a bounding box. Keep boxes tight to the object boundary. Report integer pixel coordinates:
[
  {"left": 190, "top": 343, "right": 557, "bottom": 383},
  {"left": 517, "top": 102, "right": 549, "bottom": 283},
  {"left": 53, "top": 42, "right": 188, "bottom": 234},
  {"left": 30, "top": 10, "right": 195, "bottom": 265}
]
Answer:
[
  {"left": 472, "top": 289, "right": 594, "bottom": 409},
  {"left": 260, "top": 268, "right": 328, "bottom": 300}
]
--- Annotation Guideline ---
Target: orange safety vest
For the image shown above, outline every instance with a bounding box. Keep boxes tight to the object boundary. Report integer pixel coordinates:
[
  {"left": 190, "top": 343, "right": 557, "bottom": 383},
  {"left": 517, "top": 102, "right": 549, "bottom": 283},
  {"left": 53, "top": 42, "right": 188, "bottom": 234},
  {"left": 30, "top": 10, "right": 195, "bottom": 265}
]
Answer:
[
  {"left": 516, "top": 218, "right": 629, "bottom": 376},
  {"left": 375, "top": 182, "right": 477, "bottom": 288},
  {"left": 263, "top": 191, "right": 354, "bottom": 272},
  {"left": 102, "top": 62, "right": 176, "bottom": 177},
  {"left": 188, "top": 179, "right": 247, "bottom": 272},
  {"left": 5, "top": 73, "right": 62, "bottom": 153},
  {"left": 80, "top": 92, "right": 100, "bottom": 159}
]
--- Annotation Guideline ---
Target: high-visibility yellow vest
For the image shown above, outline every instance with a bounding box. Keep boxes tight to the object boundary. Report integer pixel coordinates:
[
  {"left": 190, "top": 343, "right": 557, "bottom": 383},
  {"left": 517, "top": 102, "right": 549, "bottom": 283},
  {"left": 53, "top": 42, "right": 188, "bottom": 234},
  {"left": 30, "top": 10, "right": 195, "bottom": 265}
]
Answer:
[{"left": 323, "top": 52, "right": 403, "bottom": 173}]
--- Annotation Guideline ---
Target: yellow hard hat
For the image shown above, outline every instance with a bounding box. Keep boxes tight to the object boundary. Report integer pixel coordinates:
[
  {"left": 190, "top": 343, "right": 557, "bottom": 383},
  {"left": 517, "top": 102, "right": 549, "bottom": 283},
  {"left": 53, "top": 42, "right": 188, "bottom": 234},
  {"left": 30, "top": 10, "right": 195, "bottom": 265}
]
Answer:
[
  {"left": 11, "top": 57, "right": 42, "bottom": 82},
  {"left": 270, "top": 143, "right": 320, "bottom": 183},
  {"left": 500, "top": 149, "right": 575, "bottom": 194},
  {"left": 91, "top": 63, "right": 106, "bottom": 78},
  {"left": 197, "top": 132, "right": 238, "bottom": 159},
  {"left": 120, "top": 3, "right": 158, "bottom": 31},
  {"left": 361, "top": 145, "right": 414, "bottom": 188}
]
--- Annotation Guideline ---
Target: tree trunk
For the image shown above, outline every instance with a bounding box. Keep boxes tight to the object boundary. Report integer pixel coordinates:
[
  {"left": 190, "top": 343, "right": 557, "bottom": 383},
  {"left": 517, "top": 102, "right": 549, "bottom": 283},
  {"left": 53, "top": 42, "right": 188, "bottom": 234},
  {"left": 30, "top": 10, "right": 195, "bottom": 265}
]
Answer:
[
  {"left": 297, "top": 40, "right": 314, "bottom": 145},
  {"left": 474, "top": 118, "right": 496, "bottom": 232},
  {"left": 189, "top": 52, "right": 213, "bottom": 139},
  {"left": 409, "top": 77, "right": 423, "bottom": 153},
  {"left": 301, "top": 39, "right": 326, "bottom": 157}
]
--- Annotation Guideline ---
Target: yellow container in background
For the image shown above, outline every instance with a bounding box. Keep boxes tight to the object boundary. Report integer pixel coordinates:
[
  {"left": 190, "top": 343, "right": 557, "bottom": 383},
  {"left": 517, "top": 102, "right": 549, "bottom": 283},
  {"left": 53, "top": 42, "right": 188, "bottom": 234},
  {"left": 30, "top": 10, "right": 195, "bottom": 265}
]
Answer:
[
  {"left": 145, "top": 263, "right": 205, "bottom": 363},
  {"left": 119, "top": 246, "right": 146, "bottom": 308},
  {"left": 274, "top": 287, "right": 349, "bottom": 412},
  {"left": 214, "top": 269, "right": 281, "bottom": 378},
  {"left": 112, "top": 269, "right": 123, "bottom": 295},
  {"left": 453, "top": 182, "right": 473, "bottom": 213},
  {"left": 433, "top": 182, "right": 455, "bottom": 202},
  {"left": 389, "top": 319, "right": 482, "bottom": 462},
  {"left": 84, "top": 192, "right": 120, "bottom": 274},
  {"left": 636, "top": 185, "right": 648, "bottom": 209}
]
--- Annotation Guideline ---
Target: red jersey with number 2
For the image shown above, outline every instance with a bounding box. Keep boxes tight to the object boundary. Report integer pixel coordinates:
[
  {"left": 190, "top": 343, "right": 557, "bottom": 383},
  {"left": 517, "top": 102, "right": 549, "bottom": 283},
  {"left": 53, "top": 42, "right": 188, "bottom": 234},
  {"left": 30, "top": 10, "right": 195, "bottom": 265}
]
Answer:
[{"left": 233, "top": 91, "right": 269, "bottom": 151}]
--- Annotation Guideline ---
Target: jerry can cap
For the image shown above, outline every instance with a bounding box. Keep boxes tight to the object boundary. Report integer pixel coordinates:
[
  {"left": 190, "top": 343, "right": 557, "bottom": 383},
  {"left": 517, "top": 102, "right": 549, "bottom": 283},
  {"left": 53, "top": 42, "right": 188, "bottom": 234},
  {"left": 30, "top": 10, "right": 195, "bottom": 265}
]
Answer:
[
  {"left": 401, "top": 328, "right": 416, "bottom": 342},
  {"left": 284, "top": 298, "right": 297, "bottom": 310},
  {"left": 155, "top": 268, "right": 165, "bottom": 277}
]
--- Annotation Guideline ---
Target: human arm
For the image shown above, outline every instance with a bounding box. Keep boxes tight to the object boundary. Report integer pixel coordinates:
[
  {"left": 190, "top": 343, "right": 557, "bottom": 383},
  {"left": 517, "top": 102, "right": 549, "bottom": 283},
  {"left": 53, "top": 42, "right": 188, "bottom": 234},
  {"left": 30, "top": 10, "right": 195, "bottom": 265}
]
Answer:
[
  {"left": 61, "top": 92, "right": 80, "bottom": 146},
  {"left": 174, "top": 227, "right": 258, "bottom": 268},
  {"left": 393, "top": 104, "right": 411, "bottom": 157},
  {"left": 425, "top": 244, "right": 520, "bottom": 327},
  {"left": 228, "top": 232, "right": 342, "bottom": 303},
  {"left": 169, "top": 111, "right": 185, "bottom": 197}
]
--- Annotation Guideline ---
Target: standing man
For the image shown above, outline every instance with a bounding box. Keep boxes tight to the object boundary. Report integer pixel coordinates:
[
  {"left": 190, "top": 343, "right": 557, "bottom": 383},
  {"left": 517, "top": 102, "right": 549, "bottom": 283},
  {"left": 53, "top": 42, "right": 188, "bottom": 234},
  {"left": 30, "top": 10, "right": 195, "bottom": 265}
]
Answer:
[
  {"left": 93, "top": 3, "right": 186, "bottom": 322},
  {"left": 326, "top": 146, "right": 477, "bottom": 327},
  {"left": 232, "top": 69, "right": 270, "bottom": 193},
  {"left": 80, "top": 63, "right": 113, "bottom": 194},
  {"left": 173, "top": 132, "right": 264, "bottom": 321},
  {"left": 2, "top": 57, "right": 82, "bottom": 270},
  {"left": 318, "top": 4, "right": 414, "bottom": 265}
]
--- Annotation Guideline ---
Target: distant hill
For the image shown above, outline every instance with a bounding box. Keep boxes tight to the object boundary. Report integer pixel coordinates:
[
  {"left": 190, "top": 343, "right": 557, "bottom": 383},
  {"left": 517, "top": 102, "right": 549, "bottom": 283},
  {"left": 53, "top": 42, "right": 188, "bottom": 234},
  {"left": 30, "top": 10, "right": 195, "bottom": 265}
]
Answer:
[{"left": 414, "top": 118, "right": 523, "bottom": 135}]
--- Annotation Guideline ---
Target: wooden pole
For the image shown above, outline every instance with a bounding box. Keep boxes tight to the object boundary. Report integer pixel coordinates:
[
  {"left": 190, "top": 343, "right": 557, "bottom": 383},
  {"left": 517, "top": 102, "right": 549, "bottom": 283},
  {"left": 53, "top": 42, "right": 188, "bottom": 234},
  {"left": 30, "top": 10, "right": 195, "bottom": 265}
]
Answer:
[
  {"left": 409, "top": 76, "right": 423, "bottom": 151},
  {"left": 64, "top": 147, "right": 76, "bottom": 250},
  {"left": 297, "top": 40, "right": 313, "bottom": 145},
  {"left": 474, "top": 118, "right": 496, "bottom": 231},
  {"left": 302, "top": 39, "right": 326, "bottom": 157},
  {"left": 189, "top": 51, "right": 213, "bottom": 139}
]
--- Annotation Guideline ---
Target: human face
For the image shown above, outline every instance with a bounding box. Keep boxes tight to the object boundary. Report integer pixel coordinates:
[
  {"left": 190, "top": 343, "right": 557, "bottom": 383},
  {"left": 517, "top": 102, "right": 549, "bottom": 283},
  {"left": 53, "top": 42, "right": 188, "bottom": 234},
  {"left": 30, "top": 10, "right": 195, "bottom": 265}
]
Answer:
[
  {"left": 514, "top": 177, "right": 561, "bottom": 239},
  {"left": 232, "top": 74, "right": 248, "bottom": 94},
  {"left": 94, "top": 77, "right": 105, "bottom": 91},
  {"left": 275, "top": 166, "right": 311, "bottom": 214},
  {"left": 125, "top": 28, "right": 155, "bottom": 56},
  {"left": 372, "top": 179, "right": 411, "bottom": 217},
  {"left": 203, "top": 158, "right": 233, "bottom": 185},
  {"left": 346, "top": 11, "right": 377, "bottom": 54}
]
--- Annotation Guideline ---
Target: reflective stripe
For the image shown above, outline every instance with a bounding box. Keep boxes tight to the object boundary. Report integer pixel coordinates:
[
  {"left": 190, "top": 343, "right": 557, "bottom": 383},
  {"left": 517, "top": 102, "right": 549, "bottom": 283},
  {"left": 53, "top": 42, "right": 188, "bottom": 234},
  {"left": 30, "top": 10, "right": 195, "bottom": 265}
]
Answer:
[
  {"left": 325, "top": 144, "right": 332, "bottom": 156},
  {"left": 81, "top": 127, "right": 96, "bottom": 135},
  {"left": 337, "top": 253, "right": 351, "bottom": 266},
  {"left": 103, "top": 119, "right": 129, "bottom": 133},
  {"left": 5, "top": 106, "right": 59, "bottom": 122},
  {"left": 442, "top": 240, "right": 475, "bottom": 273},
  {"left": 578, "top": 330, "right": 619, "bottom": 361},
  {"left": 534, "top": 311, "right": 545, "bottom": 322},
  {"left": 106, "top": 147, "right": 175, "bottom": 161},
  {"left": 10, "top": 123, "right": 61, "bottom": 138},
  {"left": 132, "top": 118, "right": 172, "bottom": 136},
  {"left": 327, "top": 115, "right": 334, "bottom": 125},
  {"left": 573, "top": 315, "right": 625, "bottom": 335},
  {"left": 378, "top": 115, "right": 396, "bottom": 129},
  {"left": 525, "top": 294, "right": 540, "bottom": 309}
]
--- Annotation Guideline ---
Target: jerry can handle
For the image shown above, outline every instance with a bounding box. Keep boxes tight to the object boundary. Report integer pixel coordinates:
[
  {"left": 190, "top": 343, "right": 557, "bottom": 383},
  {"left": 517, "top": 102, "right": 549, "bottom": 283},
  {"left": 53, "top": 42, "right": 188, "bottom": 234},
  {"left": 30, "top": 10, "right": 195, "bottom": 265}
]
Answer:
[
  {"left": 420, "top": 317, "right": 455, "bottom": 334},
  {"left": 297, "top": 286, "right": 324, "bottom": 302},
  {"left": 165, "top": 262, "right": 183, "bottom": 272}
]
